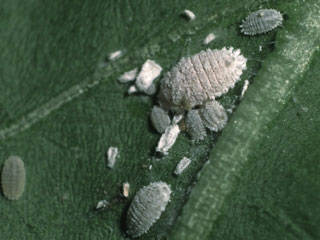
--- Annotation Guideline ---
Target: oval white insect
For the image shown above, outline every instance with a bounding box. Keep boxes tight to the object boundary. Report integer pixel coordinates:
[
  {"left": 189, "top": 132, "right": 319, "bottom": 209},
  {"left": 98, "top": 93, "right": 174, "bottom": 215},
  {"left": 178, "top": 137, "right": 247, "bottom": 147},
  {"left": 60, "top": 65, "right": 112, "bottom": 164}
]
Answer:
[
  {"left": 186, "top": 109, "right": 207, "bottom": 141},
  {"left": 199, "top": 100, "right": 228, "bottom": 132},
  {"left": 126, "top": 182, "right": 171, "bottom": 238},
  {"left": 240, "top": 9, "right": 283, "bottom": 35},
  {"left": 1, "top": 156, "right": 26, "bottom": 200},
  {"left": 150, "top": 106, "right": 171, "bottom": 134},
  {"left": 158, "top": 47, "right": 247, "bottom": 112}
]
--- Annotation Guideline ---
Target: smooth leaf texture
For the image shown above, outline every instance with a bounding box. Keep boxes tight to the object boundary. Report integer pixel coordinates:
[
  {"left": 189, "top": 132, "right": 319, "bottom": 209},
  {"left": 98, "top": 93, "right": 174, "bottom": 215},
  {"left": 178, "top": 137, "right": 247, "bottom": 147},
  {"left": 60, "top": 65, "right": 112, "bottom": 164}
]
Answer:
[{"left": 0, "top": 0, "right": 319, "bottom": 240}]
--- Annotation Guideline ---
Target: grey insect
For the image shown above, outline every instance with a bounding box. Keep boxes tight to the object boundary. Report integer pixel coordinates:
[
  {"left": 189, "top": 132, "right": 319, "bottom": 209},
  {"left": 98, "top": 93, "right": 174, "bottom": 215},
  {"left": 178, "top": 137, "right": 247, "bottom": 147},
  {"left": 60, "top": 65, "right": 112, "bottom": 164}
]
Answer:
[
  {"left": 186, "top": 109, "right": 207, "bottom": 141},
  {"left": 240, "top": 9, "right": 283, "bottom": 35},
  {"left": 158, "top": 47, "right": 247, "bottom": 112},
  {"left": 1, "top": 156, "right": 26, "bottom": 200},
  {"left": 151, "top": 106, "right": 171, "bottom": 133},
  {"left": 126, "top": 182, "right": 171, "bottom": 238},
  {"left": 199, "top": 100, "right": 228, "bottom": 132}
]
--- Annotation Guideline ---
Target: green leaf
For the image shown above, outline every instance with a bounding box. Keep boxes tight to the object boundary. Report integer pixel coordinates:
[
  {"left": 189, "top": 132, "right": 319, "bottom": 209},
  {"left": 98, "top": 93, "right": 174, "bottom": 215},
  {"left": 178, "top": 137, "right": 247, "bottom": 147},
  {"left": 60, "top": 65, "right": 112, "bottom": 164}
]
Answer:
[{"left": 0, "top": 0, "right": 319, "bottom": 240}]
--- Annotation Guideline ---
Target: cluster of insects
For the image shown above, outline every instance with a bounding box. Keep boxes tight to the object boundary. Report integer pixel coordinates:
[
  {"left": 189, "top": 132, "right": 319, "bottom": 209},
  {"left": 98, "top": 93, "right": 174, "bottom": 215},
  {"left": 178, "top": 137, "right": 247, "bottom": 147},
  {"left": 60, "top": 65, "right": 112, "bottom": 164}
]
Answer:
[{"left": 124, "top": 8, "right": 284, "bottom": 238}]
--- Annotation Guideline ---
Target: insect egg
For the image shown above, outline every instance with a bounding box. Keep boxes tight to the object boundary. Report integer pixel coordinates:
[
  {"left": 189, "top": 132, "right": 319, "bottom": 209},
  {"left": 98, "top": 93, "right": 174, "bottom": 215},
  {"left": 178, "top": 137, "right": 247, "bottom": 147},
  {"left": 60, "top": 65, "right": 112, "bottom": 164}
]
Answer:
[
  {"left": 199, "top": 100, "right": 228, "bottom": 132},
  {"left": 240, "top": 9, "right": 283, "bottom": 35},
  {"left": 1, "top": 156, "right": 26, "bottom": 200},
  {"left": 158, "top": 47, "right": 247, "bottom": 112},
  {"left": 126, "top": 182, "right": 171, "bottom": 238}
]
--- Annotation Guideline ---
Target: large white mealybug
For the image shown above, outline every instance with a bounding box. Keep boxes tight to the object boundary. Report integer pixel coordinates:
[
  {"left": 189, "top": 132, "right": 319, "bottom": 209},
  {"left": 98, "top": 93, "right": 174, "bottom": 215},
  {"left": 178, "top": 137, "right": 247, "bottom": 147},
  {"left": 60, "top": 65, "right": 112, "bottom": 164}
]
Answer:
[
  {"left": 240, "top": 9, "right": 283, "bottom": 35},
  {"left": 1, "top": 156, "right": 26, "bottom": 200},
  {"left": 199, "top": 100, "right": 228, "bottom": 132},
  {"left": 158, "top": 48, "right": 247, "bottom": 112},
  {"left": 126, "top": 182, "right": 171, "bottom": 238}
]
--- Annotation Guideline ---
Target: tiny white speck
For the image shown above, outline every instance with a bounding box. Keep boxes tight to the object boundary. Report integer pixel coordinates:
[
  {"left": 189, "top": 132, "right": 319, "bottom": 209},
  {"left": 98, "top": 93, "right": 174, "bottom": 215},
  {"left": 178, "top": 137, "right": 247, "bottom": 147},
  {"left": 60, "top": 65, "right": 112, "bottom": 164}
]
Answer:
[
  {"left": 135, "top": 60, "right": 162, "bottom": 95},
  {"left": 118, "top": 68, "right": 138, "bottom": 83},
  {"left": 240, "top": 80, "right": 249, "bottom": 99},
  {"left": 174, "top": 157, "right": 191, "bottom": 175},
  {"left": 149, "top": 165, "right": 152, "bottom": 170},
  {"left": 107, "top": 147, "right": 119, "bottom": 168},
  {"left": 96, "top": 200, "right": 108, "bottom": 209},
  {"left": 203, "top": 33, "right": 216, "bottom": 45},
  {"left": 128, "top": 85, "right": 138, "bottom": 95},
  {"left": 259, "top": 45, "right": 262, "bottom": 51},
  {"left": 123, "top": 182, "right": 130, "bottom": 198},
  {"left": 108, "top": 50, "right": 122, "bottom": 61},
  {"left": 183, "top": 10, "right": 196, "bottom": 21}
]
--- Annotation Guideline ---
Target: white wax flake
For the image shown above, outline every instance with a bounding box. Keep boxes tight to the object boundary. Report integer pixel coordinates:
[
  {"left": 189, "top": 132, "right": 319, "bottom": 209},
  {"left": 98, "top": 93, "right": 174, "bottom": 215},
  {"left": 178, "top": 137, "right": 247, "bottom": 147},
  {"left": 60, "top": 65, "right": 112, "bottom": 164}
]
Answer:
[
  {"left": 96, "top": 200, "right": 108, "bottom": 209},
  {"left": 123, "top": 182, "right": 130, "bottom": 198},
  {"left": 118, "top": 68, "right": 138, "bottom": 83},
  {"left": 183, "top": 10, "right": 196, "bottom": 21},
  {"left": 127, "top": 85, "right": 138, "bottom": 95},
  {"left": 135, "top": 60, "right": 162, "bottom": 95},
  {"left": 107, "top": 147, "right": 119, "bottom": 168},
  {"left": 203, "top": 33, "right": 216, "bottom": 45},
  {"left": 108, "top": 50, "right": 122, "bottom": 61},
  {"left": 240, "top": 80, "right": 249, "bottom": 99},
  {"left": 172, "top": 113, "right": 184, "bottom": 124},
  {"left": 174, "top": 157, "right": 191, "bottom": 175},
  {"left": 259, "top": 45, "right": 262, "bottom": 51},
  {"left": 149, "top": 165, "right": 152, "bottom": 170},
  {"left": 156, "top": 125, "right": 181, "bottom": 155}
]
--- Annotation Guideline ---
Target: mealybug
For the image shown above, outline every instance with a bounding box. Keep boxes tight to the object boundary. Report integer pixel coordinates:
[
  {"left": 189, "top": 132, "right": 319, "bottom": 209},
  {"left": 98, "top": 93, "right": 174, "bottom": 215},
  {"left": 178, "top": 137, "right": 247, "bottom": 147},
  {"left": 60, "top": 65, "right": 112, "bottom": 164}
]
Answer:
[
  {"left": 186, "top": 109, "right": 207, "bottom": 141},
  {"left": 126, "top": 182, "right": 171, "bottom": 238},
  {"left": 199, "top": 100, "right": 228, "bottom": 132},
  {"left": 240, "top": 9, "right": 283, "bottom": 35},
  {"left": 151, "top": 106, "right": 171, "bottom": 134},
  {"left": 1, "top": 156, "right": 26, "bottom": 200},
  {"left": 158, "top": 48, "right": 247, "bottom": 112}
]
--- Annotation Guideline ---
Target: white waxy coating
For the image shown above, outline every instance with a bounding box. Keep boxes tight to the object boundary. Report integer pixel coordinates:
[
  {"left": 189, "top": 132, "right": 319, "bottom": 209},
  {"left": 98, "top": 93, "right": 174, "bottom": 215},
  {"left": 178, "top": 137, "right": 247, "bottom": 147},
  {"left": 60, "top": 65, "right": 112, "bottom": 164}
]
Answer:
[
  {"left": 151, "top": 106, "right": 171, "bottom": 134},
  {"left": 123, "top": 182, "right": 130, "bottom": 198},
  {"left": 108, "top": 50, "right": 122, "bottom": 61},
  {"left": 240, "top": 80, "right": 250, "bottom": 99},
  {"left": 186, "top": 109, "right": 207, "bottom": 141},
  {"left": 174, "top": 157, "right": 191, "bottom": 175},
  {"left": 1, "top": 156, "right": 26, "bottom": 200},
  {"left": 107, "top": 147, "right": 118, "bottom": 168},
  {"left": 135, "top": 60, "right": 162, "bottom": 95},
  {"left": 199, "top": 100, "right": 228, "bottom": 132},
  {"left": 156, "top": 124, "right": 180, "bottom": 155},
  {"left": 96, "top": 200, "right": 108, "bottom": 209},
  {"left": 203, "top": 33, "right": 216, "bottom": 45},
  {"left": 183, "top": 10, "right": 196, "bottom": 21},
  {"left": 158, "top": 47, "right": 247, "bottom": 112},
  {"left": 240, "top": 9, "right": 283, "bottom": 35},
  {"left": 126, "top": 182, "right": 171, "bottom": 238},
  {"left": 118, "top": 68, "right": 138, "bottom": 83}
]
